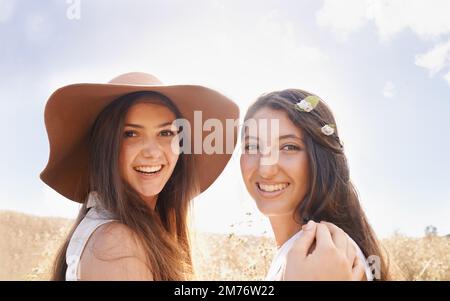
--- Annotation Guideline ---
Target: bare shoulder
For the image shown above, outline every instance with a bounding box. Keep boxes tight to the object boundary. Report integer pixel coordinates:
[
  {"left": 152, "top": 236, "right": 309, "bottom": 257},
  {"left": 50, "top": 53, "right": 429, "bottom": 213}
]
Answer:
[
  {"left": 87, "top": 222, "right": 143, "bottom": 258},
  {"left": 79, "top": 222, "right": 153, "bottom": 280}
]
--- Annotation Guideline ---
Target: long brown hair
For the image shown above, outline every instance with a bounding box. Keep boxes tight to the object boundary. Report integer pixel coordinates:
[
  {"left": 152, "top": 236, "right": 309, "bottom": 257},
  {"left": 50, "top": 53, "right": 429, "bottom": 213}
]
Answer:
[
  {"left": 52, "top": 91, "right": 199, "bottom": 280},
  {"left": 244, "top": 89, "right": 390, "bottom": 280}
]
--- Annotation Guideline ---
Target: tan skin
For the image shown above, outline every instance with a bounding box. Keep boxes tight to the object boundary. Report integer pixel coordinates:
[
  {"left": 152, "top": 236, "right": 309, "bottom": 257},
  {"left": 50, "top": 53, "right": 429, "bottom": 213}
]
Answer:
[
  {"left": 240, "top": 108, "right": 365, "bottom": 280},
  {"left": 119, "top": 102, "right": 180, "bottom": 210},
  {"left": 79, "top": 102, "right": 180, "bottom": 280}
]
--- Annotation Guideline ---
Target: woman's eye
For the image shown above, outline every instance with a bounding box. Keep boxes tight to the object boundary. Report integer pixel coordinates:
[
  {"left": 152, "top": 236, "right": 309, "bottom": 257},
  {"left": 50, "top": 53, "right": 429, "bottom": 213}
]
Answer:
[
  {"left": 124, "top": 130, "right": 137, "bottom": 138},
  {"left": 281, "top": 144, "right": 300, "bottom": 151},
  {"left": 159, "top": 130, "right": 176, "bottom": 137}
]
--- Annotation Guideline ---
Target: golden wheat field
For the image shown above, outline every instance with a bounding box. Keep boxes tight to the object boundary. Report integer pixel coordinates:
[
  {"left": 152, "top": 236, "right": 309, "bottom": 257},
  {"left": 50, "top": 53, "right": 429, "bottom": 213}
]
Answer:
[{"left": 0, "top": 210, "right": 448, "bottom": 281}]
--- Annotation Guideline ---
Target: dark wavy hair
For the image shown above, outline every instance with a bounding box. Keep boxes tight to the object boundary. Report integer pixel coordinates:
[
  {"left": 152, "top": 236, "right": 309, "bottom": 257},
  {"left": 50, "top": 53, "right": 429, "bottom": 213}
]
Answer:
[{"left": 244, "top": 89, "right": 390, "bottom": 280}]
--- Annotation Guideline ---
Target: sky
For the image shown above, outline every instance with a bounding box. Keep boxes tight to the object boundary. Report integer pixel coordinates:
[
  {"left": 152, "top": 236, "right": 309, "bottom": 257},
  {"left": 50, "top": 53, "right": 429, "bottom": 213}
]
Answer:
[{"left": 0, "top": 0, "right": 449, "bottom": 238}]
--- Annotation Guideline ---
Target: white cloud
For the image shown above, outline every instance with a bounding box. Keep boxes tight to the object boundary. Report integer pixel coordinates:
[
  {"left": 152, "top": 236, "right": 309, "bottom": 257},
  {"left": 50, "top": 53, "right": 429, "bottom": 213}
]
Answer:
[
  {"left": 382, "top": 81, "right": 396, "bottom": 98},
  {"left": 317, "top": 0, "right": 450, "bottom": 84},
  {"left": 415, "top": 40, "right": 450, "bottom": 76},
  {"left": 0, "top": 0, "right": 15, "bottom": 23},
  {"left": 317, "top": 0, "right": 450, "bottom": 41},
  {"left": 366, "top": 0, "right": 450, "bottom": 41}
]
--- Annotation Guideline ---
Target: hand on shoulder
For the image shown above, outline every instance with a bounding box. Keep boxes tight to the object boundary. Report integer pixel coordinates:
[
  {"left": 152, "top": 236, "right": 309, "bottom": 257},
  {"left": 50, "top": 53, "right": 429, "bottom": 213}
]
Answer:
[{"left": 284, "top": 221, "right": 365, "bottom": 281}]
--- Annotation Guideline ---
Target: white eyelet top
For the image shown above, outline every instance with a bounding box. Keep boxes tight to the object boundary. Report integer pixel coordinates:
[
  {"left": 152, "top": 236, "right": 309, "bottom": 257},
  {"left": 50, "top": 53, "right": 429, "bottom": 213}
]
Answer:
[
  {"left": 265, "top": 230, "right": 374, "bottom": 281},
  {"left": 65, "top": 192, "right": 117, "bottom": 281}
]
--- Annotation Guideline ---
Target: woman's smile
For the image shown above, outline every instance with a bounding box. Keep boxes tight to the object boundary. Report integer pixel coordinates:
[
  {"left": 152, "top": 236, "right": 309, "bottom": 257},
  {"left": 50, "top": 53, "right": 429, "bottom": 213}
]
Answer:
[
  {"left": 133, "top": 164, "right": 166, "bottom": 181},
  {"left": 256, "top": 181, "right": 290, "bottom": 198}
]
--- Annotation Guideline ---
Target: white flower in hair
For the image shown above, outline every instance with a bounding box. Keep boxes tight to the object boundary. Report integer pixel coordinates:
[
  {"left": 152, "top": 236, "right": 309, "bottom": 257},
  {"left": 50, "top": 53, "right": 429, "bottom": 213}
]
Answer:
[
  {"left": 296, "top": 99, "right": 314, "bottom": 112},
  {"left": 295, "top": 95, "right": 320, "bottom": 112},
  {"left": 321, "top": 124, "right": 335, "bottom": 136}
]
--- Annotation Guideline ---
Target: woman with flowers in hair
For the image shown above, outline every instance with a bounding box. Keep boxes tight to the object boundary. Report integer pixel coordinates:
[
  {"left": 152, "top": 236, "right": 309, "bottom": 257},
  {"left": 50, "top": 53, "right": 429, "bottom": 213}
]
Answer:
[{"left": 240, "top": 89, "right": 389, "bottom": 280}]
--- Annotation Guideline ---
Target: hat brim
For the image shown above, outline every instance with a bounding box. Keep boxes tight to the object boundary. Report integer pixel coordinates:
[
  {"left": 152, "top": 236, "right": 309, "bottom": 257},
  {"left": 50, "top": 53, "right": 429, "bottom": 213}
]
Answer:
[{"left": 40, "top": 83, "right": 239, "bottom": 203}]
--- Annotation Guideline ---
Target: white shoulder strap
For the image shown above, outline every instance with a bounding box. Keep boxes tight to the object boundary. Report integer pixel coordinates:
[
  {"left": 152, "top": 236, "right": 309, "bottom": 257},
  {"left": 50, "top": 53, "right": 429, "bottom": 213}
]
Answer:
[{"left": 65, "top": 197, "right": 116, "bottom": 281}]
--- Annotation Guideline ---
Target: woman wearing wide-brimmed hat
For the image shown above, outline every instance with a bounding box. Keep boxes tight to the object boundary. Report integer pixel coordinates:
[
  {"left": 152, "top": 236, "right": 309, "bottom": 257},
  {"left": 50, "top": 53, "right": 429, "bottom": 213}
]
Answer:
[{"left": 41, "top": 72, "right": 239, "bottom": 280}]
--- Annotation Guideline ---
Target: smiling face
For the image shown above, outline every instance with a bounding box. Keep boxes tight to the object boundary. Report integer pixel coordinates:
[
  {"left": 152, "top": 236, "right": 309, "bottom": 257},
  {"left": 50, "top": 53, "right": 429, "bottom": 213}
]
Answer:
[
  {"left": 119, "top": 101, "right": 180, "bottom": 209},
  {"left": 240, "top": 107, "right": 310, "bottom": 217}
]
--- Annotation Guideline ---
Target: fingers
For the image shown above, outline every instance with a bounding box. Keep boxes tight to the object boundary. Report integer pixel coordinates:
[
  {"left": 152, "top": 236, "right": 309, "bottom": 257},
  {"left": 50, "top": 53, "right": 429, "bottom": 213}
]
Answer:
[
  {"left": 351, "top": 256, "right": 366, "bottom": 281},
  {"left": 321, "top": 221, "right": 358, "bottom": 265},
  {"left": 290, "top": 220, "right": 317, "bottom": 258},
  {"left": 314, "top": 223, "right": 334, "bottom": 250},
  {"left": 320, "top": 221, "right": 348, "bottom": 253}
]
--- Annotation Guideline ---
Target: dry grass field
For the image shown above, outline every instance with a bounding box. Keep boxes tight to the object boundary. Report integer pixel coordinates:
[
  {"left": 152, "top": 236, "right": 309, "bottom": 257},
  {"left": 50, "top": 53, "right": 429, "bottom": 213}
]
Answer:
[{"left": 1, "top": 210, "right": 448, "bottom": 281}]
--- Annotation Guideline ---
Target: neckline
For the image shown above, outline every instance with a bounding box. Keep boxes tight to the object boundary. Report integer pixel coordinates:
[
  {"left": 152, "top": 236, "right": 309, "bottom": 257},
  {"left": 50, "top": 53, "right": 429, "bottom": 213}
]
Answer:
[
  {"left": 276, "top": 230, "right": 303, "bottom": 252},
  {"left": 265, "top": 230, "right": 303, "bottom": 280}
]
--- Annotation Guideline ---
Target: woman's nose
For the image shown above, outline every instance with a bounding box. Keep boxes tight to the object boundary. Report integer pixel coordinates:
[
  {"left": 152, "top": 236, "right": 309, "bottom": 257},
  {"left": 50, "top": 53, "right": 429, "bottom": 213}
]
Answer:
[
  {"left": 140, "top": 138, "right": 163, "bottom": 158},
  {"left": 258, "top": 150, "right": 279, "bottom": 179}
]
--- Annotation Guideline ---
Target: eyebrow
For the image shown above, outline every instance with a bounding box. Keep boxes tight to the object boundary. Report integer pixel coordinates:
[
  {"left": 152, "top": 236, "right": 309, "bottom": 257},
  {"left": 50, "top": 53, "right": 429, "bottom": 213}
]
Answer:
[
  {"left": 279, "top": 134, "right": 304, "bottom": 142},
  {"left": 124, "top": 121, "right": 174, "bottom": 129},
  {"left": 244, "top": 134, "right": 304, "bottom": 142}
]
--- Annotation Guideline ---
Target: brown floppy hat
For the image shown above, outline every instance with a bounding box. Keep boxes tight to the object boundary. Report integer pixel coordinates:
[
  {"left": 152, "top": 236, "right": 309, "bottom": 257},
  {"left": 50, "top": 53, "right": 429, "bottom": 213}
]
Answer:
[{"left": 40, "top": 72, "right": 239, "bottom": 203}]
